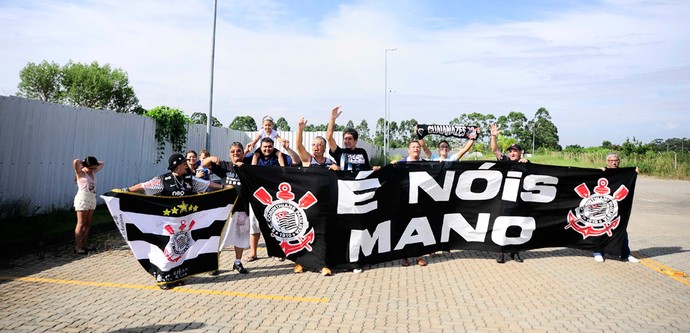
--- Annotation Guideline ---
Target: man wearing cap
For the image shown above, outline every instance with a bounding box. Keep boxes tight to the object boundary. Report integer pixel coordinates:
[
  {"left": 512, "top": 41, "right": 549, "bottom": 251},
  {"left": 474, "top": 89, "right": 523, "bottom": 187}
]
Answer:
[
  {"left": 123, "top": 153, "right": 222, "bottom": 197},
  {"left": 122, "top": 153, "right": 223, "bottom": 289},
  {"left": 490, "top": 123, "right": 528, "bottom": 264}
]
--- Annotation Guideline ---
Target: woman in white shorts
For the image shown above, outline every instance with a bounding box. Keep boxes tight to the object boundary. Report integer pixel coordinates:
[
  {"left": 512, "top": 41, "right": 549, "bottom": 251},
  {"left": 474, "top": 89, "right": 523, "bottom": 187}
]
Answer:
[{"left": 73, "top": 156, "right": 104, "bottom": 255}]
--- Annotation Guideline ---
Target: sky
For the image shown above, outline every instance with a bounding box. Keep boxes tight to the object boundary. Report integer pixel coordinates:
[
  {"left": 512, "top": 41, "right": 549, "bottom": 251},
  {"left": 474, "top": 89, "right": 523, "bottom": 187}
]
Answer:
[{"left": 1, "top": 0, "right": 688, "bottom": 147}]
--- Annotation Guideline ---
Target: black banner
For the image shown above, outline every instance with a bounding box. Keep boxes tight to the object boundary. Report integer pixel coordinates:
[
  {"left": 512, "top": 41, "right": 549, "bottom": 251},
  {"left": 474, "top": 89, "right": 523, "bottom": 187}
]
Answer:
[
  {"left": 416, "top": 124, "right": 479, "bottom": 140},
  {"left": 238, "top": 162, "right": 636, "bottom": 270}
]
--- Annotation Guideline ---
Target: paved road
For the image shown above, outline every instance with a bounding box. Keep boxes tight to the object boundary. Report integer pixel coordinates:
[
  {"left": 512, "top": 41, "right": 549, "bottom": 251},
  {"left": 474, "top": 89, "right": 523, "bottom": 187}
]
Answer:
[{"left": 1, "top": 176, "right": 688, "bottom": 332}]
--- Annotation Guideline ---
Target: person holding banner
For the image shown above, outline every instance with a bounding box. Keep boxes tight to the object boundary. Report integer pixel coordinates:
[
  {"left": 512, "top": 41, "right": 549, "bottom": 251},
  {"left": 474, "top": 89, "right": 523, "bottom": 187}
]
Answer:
[
  {"left": 593, "top": 152, "right": 639, "bottom": 263},
  {"left": 392, "top": 140, "right": 429, "bottom": 267},
  {"left": 291, "top": 116, "right": 338, "bottom": 276},
  {"left": 202, "top": 142, "right": 253, "bottom": 274},
  {"left": 326, "top": 106, "right": 380, "bottom": 172},
  {"left": 296, "top": 116, "right": 338, "bottom": 170},
  {"left": 73, "top": 156, "right": 105, "bottom": 255},
  {"left": 490, "top": 123, "right": 527, "bottom": 264},
  {"left": 327, "top": 106, "right": 380, "bottom": 273},
  {"left": 122, "top": 153, "right": 223, "bottom": 289},
  {"left": 420, "top": 138, "right": 476, "bottom": 162}
]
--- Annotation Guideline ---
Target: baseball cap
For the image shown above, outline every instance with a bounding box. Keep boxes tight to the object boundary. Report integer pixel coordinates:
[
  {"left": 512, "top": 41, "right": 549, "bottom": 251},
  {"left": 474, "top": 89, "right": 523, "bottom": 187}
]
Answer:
[
  {"left": 168, "top": 153, "right": 187, "bottom": 170},
  {"left": 507, "top": 144, "right": 523, "bottom": 152}
]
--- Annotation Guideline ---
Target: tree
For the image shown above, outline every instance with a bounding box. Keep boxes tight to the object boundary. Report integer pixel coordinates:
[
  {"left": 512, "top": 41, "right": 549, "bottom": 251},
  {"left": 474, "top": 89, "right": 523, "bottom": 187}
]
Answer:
[
  {"left": 305, "top": 123, "right": 327, "bottom": 131},
  {"left": 60, "top": 61, "right": 142, "bottom": 113},
  {"left": 17, "top": 60, "right": 62, "bottom": 102},
  {"left": 355, "top": 120, "right": 371, "bottom": 142},
  {"left": 229, "top": 116, "right": 257, "bottom": 131},
  {"left": 190, "top": 112, "right": 223, "bottom": 127},
  {"left": 531, "top": 107, "right": 561, "bottom": 151},
  {"left": 275, "top": 117, "right": 290, "bottom": 131},
  {"left": 145, "top": 106, "right": 188, "bottom": 162},
  {"left": 499, "top": 111, "right": 530, "bottom": 147}
]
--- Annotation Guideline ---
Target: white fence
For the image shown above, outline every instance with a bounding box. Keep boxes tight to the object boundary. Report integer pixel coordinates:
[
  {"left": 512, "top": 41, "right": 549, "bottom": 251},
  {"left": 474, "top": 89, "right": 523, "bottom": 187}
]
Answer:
[{"left": 0, "top": 95, "right": 380, "bottom": 214}]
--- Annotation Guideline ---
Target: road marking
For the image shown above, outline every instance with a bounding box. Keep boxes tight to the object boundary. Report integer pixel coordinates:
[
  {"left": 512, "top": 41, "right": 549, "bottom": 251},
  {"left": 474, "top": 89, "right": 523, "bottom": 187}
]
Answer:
[
  {"left": 0, "top": 276, "right": 329, "bottom": 303},
  {"left": 635, "top": 254, "right": 690, "bottom": 287}
]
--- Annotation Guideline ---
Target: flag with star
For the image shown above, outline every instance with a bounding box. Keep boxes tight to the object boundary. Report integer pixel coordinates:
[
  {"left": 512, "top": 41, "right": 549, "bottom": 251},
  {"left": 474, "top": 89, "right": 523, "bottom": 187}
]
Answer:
[{"left": 101, "top": 188, "right": 237, "bottom": 284}]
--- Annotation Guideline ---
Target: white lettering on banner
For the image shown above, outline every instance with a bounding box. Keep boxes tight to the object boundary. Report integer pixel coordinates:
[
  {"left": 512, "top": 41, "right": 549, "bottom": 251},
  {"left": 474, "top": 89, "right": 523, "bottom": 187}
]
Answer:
[
  {"left": 502, "top": 171, "right": 522, "bottom": 202},
  {"left": 521, "top": 175, "right": 559, "bottom": 203},
  {"left": 394, "top": 217, "right": 437, "bottom": 250},
  {"left": 348, "top": 213, "right": 534, "bottom": 261},
  {"left": 337, "top": 178, "right": 381, "bottom": 214},
  {"left": 440, "top": 213, "right": 490, "bottom": 242},
  {"left": 456, "top": 170, "right": 503, "bottom": 200},
  {"left": 409, "top": 170, "right": 558, "bottom": 204},
  {"left": 409, "top": 171, "right": 454, "bottom": 204},
  {"left": 491, "top": 216, "right": 535, "bottom": 245},
  {"left": 349, "top": 220, "right": 391, "bottom": 262}
]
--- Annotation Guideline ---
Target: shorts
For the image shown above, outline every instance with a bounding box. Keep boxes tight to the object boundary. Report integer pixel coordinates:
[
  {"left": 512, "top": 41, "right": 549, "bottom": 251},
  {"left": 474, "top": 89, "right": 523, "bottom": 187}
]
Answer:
[
  {"left": 74, "top": 190, "right": 97, "bottom": 211},
  {"left": 249, "top": 206, "right": 261, "bottom": 234},
  {"left": 219, "top": 211, "right": 250, "bottom": 249}
]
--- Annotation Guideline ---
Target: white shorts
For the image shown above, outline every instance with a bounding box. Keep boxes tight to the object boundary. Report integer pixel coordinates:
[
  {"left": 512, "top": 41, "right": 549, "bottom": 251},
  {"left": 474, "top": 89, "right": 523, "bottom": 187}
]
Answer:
[
  {"left": 249, "top": 207, "right": 261, "bottom": 234},
  {"left": 74, "top": 190, "right": 97, "bottom": 211},
  {"left": 220, "top": 211, "right": 250, "bottom": 249}
]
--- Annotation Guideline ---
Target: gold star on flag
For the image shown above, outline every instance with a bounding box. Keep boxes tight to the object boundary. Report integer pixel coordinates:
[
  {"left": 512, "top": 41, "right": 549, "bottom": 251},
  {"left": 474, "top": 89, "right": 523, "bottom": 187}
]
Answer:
[
  {"left": 191, "top": 205, "right": 199, "bottom": 212},
  {"left": 171, "top": 207, "right": 179, "bottom": 215},
  {"left": 163, "top": 209, "right": 171, "bottom": 216},
  {"left": 178, "top": 201, "right": 188, "bottom": 213}
]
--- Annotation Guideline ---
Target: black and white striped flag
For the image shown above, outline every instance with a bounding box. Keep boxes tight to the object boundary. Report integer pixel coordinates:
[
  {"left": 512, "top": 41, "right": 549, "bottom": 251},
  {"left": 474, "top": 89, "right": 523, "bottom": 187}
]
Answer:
[{"left": 101, "top": 188, "right": 237, "bottom": 283}]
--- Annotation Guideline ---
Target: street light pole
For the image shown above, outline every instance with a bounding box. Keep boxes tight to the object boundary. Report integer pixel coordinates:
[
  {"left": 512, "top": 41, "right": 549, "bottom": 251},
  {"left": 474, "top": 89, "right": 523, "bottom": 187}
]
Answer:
[
  {"left": 206, "top": 0, "right": 218, "bottom": 152},
  {"left": 384, "top": 48, "right": 396, "bottom": 159}
]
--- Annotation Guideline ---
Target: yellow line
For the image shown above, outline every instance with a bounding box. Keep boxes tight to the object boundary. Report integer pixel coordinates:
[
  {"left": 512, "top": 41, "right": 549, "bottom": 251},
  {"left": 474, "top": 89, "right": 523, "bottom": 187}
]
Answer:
[
  {"left": 0, "top": 276, "right": 329, "bottom": 303},
  {"left": 634, "top": 254, "right": 690, "bottom": 287}
]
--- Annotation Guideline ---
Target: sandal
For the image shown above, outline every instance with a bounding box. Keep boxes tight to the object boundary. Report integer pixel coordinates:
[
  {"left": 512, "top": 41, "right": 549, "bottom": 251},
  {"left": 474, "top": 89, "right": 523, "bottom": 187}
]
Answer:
[{"left": 245, "top": 255, "right": 257, "bottom": 262}]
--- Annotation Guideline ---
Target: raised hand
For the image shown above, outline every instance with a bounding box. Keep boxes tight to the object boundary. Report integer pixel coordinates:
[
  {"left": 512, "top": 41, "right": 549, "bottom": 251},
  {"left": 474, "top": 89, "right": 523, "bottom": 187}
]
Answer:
[
  {"left": 330, "top": 106, "right": 342, "bottom": 120},
  {"left": 490, "top": 123, "right": 500, "bottom": 137},
  {"left": 298, "top": 117, "right": 307, "bottom": 130}
]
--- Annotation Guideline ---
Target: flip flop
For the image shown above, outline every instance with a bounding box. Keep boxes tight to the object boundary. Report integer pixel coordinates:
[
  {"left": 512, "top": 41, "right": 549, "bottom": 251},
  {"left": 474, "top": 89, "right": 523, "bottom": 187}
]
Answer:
[{"left": 245, "top": 255, "right": 257, "bottom": 262}]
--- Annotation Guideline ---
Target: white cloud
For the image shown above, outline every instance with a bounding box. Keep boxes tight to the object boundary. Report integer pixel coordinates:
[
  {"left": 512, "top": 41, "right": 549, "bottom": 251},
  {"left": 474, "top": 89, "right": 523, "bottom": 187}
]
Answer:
[{"left": 1, "top": 0, "right": 688, "bottom": 147}]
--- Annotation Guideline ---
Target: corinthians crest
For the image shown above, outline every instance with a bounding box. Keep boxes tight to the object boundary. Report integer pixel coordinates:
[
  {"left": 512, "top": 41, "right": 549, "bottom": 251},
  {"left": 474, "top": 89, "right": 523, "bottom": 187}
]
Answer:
[
  {"left": 163, "top": 220, "right": 196, "bottom": 262},
  {"left": 566, "top": 178, "right": 629, "bottom": 238},
  {"left": 253, "top": 182, "right": 318, "bottom": 256}
]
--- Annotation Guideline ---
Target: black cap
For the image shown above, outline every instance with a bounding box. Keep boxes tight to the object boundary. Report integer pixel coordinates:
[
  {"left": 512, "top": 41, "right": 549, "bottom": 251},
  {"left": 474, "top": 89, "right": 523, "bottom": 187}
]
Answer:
[
  {"left": 168, "top": 153, "right": 187, "bottom": 170},
  {"left": 507, "top": 144, "right": 523, "bottom": 152}
]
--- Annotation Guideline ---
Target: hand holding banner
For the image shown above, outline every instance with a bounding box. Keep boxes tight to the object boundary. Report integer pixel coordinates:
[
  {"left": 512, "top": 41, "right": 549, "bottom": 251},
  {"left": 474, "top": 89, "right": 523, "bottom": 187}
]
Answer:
[{"left": 416, "top": 124, "right": 479, "bottom": 140}]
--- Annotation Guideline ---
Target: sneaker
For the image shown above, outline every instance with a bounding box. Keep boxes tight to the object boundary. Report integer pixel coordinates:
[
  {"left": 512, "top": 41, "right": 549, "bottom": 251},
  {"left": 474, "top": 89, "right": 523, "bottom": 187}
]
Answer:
[
  {"left": 321, "top": 267, "right": 333, "bottom": 276},
  {"left": 401, "top": 258, "right": 410, "bottom": 267},
  {"left": 625, "top": 256, "right": 640, "bottom": 263},
  {"left": 294, "top": 264, "right": 304, "bottom": 273},
  {"left": 233, "top": 261, "right": 248, "bottom": 274},
  {"left": 496, "top": 252, "right": 506, "bottom": 264},
  {"left": 353, "top": 266, "right": 363, "bottom": 274},
  {"left": 594, "top": 253, "right": 604, "bottom": 263},
  {"left": 510, "top": 252, "right": 523, "bottom": 263},
  {"left": 417, "top": 257, "right": 427, "bottom": 266}
]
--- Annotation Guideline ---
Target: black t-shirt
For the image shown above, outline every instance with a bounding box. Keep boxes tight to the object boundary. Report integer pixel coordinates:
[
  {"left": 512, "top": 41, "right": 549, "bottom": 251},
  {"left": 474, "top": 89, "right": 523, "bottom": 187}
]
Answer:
[
  {"left": 330, "top": 146, "right": 372, "bottom": 171},
  {"left": 140, "top": 172, "right": 210, "bottom": 197},
  {"left": 207, "top": 157, "right": 252, "bottom": 212}
]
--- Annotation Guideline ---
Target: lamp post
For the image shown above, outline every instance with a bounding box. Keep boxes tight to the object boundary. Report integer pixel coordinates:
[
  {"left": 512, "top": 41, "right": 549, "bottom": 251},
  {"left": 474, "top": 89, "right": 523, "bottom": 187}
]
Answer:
[
  {"left": 386, "top": 89, "right": 395, "bottom": 153},
  {"left": 384, "top": 48, "right": 396, "bottom": 158},
  {"left": 206, "top": 0, "right": 218, "bottom": 152}
]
